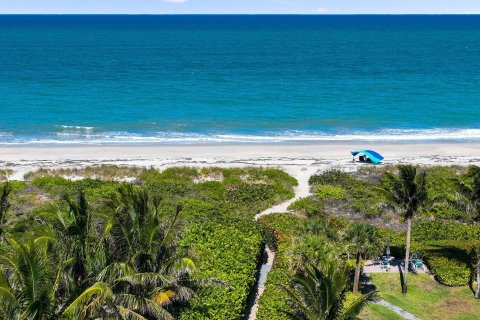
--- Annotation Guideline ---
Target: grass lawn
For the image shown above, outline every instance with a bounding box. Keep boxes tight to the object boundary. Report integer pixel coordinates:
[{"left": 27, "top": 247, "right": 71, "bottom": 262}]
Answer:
[
  {"left": 366, "top": 273, "right": 480, "bottom": 320},
  {"left": 359, "top": 303, "right": 404, "bottom": 320}
]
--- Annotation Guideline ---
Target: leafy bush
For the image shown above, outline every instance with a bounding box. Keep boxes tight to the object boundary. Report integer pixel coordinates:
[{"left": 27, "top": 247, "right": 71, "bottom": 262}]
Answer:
[
  {"left": 380, "top": 220, "right": 479, "bottom": 287},
  {"left": 427, "top": 255, "right": 472, "bottom": 286},
  {"left": 390, "top": 237, "right": 478, "bottom": 287},
  {"left": 256, "top": 269, "right": 292, "bottom": 320},
  {"left": 225, "top": 183, "right": 275, "bottom": 207},
  {"left": 315, "top": 185, "right": 347, "bottom": 201},
  {"left": 32, "top": 176, "right": 72, "bottom": 193},
  {"left": 179, "top": 220, "right": 263, "bottom": 320},
  {"left": 288, "top": 196, "right": 324, "bottom": 217},
  {"left": 309, "top": 169, "right": 387, "bottom": 218},
  {"left": 412, "top": 221, "right": 479, "bottom": 241},
  {"left": 0, "top": 181, "right": 27, "bottom": 192},
  {"left": 256, "top": 214, "right": 303, "bottom": 320},
  {"left": 309, "top": 169, "right": 353, "bottom": 187}
]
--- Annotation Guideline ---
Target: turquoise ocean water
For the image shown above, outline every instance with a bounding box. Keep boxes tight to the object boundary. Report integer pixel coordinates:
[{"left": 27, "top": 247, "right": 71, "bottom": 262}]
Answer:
[{"left": 0, "top": 15, "right": 480, "bottom": 145}]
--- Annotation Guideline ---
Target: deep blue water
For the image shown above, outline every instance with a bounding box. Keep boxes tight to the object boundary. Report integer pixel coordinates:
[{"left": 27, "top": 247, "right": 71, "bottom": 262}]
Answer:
[{"left": 1, "top": 15, "right": 480, "bottom": 144}]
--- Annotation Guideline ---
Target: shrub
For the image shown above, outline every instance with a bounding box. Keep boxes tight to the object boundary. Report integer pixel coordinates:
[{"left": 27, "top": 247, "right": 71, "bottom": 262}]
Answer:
[
  {"left": 0, "top": 169, "right": 13, "bottom": 181},
  {"left": 255, "top": 269, "right": 292, "bottom": 320},
  {"left": 427, "top": 256, "right": 472, "bottom": 286},
  {"left": 309, "top": 169, "right": 352, "bottom": 187},
  {"left": 32, "top": 176, "right": 73, "bottom": 195},
  {"left": 381, "top": 221, "right": 478, "bottom": 287},
  {"left": 412, "top": 221, "right": 479, "bottom": 241},
  {"left": 256, "top": 214, "right": 302, "bottom": 320},
  {"left": 309, "top": 169, "right": 387, "bottom": 218},
  {"left": 411, "top": 240, "right": 477, "bottom": 286},
  {"left": 179, "top": 220, "right": 263, "bottom": 320},
  {"left": 315, "top": 185, "right": 347, "bottom": 201},
  {"left": 0, "top": 181, "right": 27, "bottom": 192},
  {"left": 288, "top": 196, "right": 323, "bottom": 217}
]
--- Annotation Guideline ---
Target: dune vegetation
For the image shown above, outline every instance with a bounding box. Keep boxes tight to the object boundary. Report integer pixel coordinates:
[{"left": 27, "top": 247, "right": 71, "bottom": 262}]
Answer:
[
  {"left": 257, "top": 165, "right": 480, "bottom": 320},
  {"left": 0, "top": 166, "right": 297, "bottom": 320},
  {"left": 1, "top": 164, "right": 480, "bottom": 320}
]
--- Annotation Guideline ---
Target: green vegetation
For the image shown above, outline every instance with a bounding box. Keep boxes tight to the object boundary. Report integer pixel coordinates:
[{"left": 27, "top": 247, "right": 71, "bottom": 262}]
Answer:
[
  {"left": 25, "top": 165, "right": 147, "bottom": 181},
  {"left": 0, "top": 169, "right": 12, "bottom": 181},
  {"left": 366, "top": 273, "right": 480, "bottom": 320},
  {"left": 279, "top": 258, "right": 376, "bottom": 320},
  {"left": 411, "top": 240, "right": 477, "bottom": 287},
  {"left": 308, "top": 169, "right": 388, "bottom": 218},
  {"left": 179, "top": 220, "right": 263, "bottom": 320},
  {"left": 257, "top": 213, "right": 380, "bottom": 320},
  {"left": 359, "top": 303, "right": 404, "bottom": 320},
  {"left": 287, "top": 197, "right": 323, "bottom": 217},
  {"left": 346, "top": 223, "right": 384, "bottom": 294},
  {"left": 380, "top": 165, "right": 428, "bottom": 294},
  {"left": 257, "top": 214, "right": 303, "bottom": 320},
  {"left": 386, "top": 224, "right": 479, "bottom": 287},
  {"left": 0, "top": 166, "right": 297, "bottom": 319},
  {"left": 3, "top": 163, "right": 480, "bottom": 319},
  {"left": 315, "top": 185, "right": 347, "bottom": 201},
  {"left": 452, "top": 166, "right": 480, "bottom": 298},
  {"left": 305, "top": 166, "right": 480, "bottom": 293}
]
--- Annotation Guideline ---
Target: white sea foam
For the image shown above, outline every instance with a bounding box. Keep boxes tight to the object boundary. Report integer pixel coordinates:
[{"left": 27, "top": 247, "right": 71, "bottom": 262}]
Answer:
[
  {"left": 57, "top": 125, "right": 95, "bottom": 131},
  {"left": 2, "top": 128, "right": 480, "bottom": 145}
]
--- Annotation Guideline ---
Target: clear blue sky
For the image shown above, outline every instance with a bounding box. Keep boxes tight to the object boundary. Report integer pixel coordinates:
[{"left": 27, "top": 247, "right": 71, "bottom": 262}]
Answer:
[{"left": 1, "top": 0, "right": 480, "bottom": 14}]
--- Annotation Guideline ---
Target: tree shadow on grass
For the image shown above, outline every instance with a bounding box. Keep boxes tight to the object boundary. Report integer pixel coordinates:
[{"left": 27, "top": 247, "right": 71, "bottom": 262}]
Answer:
[{"left": 398, "top": 263, "right": 407, "bottom": 294}]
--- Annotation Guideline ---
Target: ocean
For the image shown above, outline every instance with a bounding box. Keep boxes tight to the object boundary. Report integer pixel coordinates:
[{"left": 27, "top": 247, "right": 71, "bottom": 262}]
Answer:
[{"left": 0, "top": 15, "right": 479, "bottom": 145}]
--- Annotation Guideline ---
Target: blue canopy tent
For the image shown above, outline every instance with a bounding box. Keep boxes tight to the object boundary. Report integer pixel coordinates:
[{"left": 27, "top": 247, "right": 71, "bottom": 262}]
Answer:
[{"left": 351, "top": 150, "right": 384, "bottom": 164}]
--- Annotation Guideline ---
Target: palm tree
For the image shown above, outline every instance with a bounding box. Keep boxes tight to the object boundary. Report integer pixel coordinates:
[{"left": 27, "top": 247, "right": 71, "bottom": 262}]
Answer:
[
  {"left": 63, "top": 258, "right": 203, "bottom": 319},
  {"left": 346, "top": 223, "right": 384, "bottom": 295},
  {"left": 453, "top": 166, "right": 480, "bottom": 299},
  {"left": 380, "top": 165, "right": 427, "bottom": 294},
  {"left": 0, "top": 236, "right": 72, "bottom": 319},
  {"left": 280, "top": 258, "right": 377, "bottom": 320},
  {"left": 62, "top": 185, "right": 207, "bottom": 319},
  {"left": 105, "top": 185, "right": 184, "bottom": 273},
  {"left": 0, "top": 182, "right": 12, "bottom": 241},
  {"left": 300, "top": 218, "right": 349, "bottom": 267},
  {"left": 62, "top": 191, "right": 94, "bottom": 288}
]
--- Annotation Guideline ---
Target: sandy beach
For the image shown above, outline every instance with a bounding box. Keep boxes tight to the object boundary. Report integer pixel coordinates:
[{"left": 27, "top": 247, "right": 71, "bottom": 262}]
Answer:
[{"left": 2, "top": 143, "right": 480, "bottom": 186}]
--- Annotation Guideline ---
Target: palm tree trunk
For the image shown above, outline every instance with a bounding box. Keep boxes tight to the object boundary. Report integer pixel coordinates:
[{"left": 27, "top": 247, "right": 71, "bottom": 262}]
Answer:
[
  {"left": 475, "top": 230, "right": 480, "bottom": 299},
  {"left": 353, "top": 250, "right": 362, "bottom": 295},
  {"left": 403, "top": 217, "right": 412, "bottom": 295}
]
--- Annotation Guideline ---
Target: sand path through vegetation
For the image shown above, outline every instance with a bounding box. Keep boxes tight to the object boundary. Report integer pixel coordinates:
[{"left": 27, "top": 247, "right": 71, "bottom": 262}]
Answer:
[{"left": 248, "top": 167, "right": 315, "bottom": 320}]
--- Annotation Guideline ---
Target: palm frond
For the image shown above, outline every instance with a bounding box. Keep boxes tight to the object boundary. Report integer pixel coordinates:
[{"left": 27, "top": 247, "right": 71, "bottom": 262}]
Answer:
[
  {"left": 0, "top": 271, "right": 16, "bottom": 303},
  {"left": 114, "top": 294, "right": 174, "bottom": 320},
  {"left": 63, "top": 282, "right": 112, "bottom": 317},
  {"left": 341, "top": 291, "right": 378, "bottom": 319}
]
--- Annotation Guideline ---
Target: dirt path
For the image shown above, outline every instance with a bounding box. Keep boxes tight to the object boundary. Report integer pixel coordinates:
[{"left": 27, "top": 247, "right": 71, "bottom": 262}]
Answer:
[{"left": 248, "top": 167, "right": 315, "bottom": 320}]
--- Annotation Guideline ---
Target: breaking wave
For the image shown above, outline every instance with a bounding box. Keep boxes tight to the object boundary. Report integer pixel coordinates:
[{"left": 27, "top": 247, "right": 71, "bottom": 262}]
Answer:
[{"left": 2, "top": 128, "right": 480, "bottom": 145}]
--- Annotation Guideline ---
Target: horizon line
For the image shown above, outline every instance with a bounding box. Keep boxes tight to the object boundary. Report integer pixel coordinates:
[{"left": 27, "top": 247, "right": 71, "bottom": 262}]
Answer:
[{"left": 1, "top": 13, "right": 480, "bottom": 16}]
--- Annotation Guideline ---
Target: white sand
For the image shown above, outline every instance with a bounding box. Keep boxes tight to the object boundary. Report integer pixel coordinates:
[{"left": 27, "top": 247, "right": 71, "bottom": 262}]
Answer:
[{"left": 1, "top": 143, "right": 480, "bottom": 185}]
